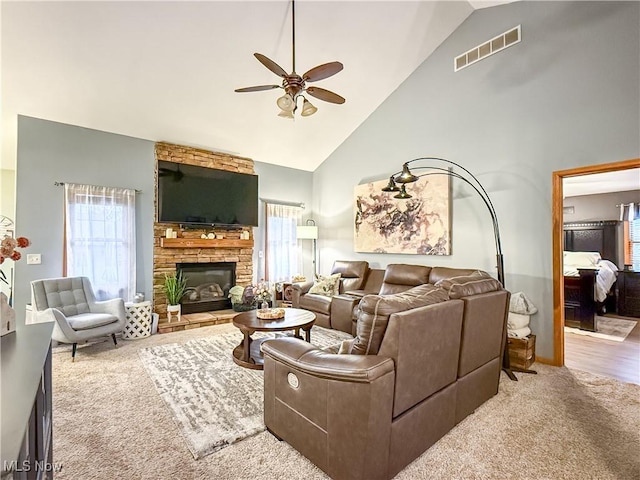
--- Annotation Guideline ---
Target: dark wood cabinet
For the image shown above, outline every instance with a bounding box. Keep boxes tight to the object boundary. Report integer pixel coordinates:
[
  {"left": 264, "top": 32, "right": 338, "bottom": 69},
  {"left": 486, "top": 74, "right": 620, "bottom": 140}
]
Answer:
[
  {"left": 617, "top": 270, "right": 640, "bottom": 317},
  {"left": 1, "top": 322, "right": 54, "bottom": 480}
]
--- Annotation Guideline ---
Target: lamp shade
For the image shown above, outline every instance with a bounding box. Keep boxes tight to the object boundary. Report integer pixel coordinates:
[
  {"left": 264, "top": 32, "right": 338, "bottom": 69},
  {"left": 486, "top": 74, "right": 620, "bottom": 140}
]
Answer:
[
  {"left": 296, "top": 225, "right": 318, "bottom": 239},
  {"left": 395, "top": 163, "right": 419, "bottom": 184},
  {"left": 277, "top": 94, "right": 296, "bottom": 112},
  {"left": 301, "top": 98, "right": 318, "bottom": 117}
]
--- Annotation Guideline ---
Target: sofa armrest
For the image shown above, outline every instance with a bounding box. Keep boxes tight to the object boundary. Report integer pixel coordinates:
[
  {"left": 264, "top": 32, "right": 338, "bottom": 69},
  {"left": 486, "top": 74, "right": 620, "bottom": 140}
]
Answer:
[
  {"left": 91, "top": 298, "right": 127, "bottom": 326},
  {"left": 291, "top": 281, "right": 314, "bottom": 307},
  {"left": 330, "top": 294, "right": 361, "bottom": 334},
  {"left": 261, "top": 337, "right": 394, "bottom": 383}
]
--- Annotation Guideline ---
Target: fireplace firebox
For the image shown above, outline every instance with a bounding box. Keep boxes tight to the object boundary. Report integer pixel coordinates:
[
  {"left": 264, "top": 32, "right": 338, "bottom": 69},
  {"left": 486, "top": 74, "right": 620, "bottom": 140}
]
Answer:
[{"left": 177, "top": 262, "right": 236, "bottom": 313}]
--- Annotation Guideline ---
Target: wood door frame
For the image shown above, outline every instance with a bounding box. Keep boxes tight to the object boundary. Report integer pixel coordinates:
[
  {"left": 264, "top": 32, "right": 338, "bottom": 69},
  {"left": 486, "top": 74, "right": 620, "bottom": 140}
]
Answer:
[{"left": 552, "top": 158, "right": 640, "bottom": 366}]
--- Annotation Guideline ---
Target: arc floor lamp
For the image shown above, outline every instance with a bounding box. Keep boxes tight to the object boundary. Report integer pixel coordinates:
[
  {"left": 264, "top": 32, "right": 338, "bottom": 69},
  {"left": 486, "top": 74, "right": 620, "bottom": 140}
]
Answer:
[{"left": 383, "top": 157, "right": 534, "bottom": 380}]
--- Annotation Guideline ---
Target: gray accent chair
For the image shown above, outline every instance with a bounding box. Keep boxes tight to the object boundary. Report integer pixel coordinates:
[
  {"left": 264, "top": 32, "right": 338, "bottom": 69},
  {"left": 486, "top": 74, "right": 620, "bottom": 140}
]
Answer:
[{"left": 31, "top": 276, "right": 127, "bottom": 361}]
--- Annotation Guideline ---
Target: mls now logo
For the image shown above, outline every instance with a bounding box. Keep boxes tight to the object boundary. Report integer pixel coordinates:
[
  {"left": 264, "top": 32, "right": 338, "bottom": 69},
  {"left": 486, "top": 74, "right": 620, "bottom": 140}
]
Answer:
[{"left": 3, "top": 460, "right": 63, "bottom": 473}]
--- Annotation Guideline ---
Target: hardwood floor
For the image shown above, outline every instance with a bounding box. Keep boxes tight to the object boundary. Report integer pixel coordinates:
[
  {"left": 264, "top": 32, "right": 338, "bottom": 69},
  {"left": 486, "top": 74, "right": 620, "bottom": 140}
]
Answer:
[{"left": 564, "top": 315, "right": 640, "bottom": 385}]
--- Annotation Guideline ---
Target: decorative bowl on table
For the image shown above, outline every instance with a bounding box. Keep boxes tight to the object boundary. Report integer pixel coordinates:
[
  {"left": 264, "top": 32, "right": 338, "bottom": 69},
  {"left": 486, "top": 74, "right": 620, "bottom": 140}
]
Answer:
[{"left": 256, "top": 308, "right": 286, "bottom": 320}]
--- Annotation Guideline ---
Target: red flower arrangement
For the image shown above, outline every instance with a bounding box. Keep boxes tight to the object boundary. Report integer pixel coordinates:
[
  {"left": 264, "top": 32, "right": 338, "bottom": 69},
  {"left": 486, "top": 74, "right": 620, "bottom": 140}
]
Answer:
[{"left": 0, "top": 235, "right": 31, "bottom": 264}]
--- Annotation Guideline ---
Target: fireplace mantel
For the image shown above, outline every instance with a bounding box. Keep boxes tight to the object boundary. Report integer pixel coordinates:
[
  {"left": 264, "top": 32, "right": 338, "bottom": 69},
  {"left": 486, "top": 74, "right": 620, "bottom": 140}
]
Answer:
[{"left": 160, "top": 238, "right": 254, "bottom": 249}]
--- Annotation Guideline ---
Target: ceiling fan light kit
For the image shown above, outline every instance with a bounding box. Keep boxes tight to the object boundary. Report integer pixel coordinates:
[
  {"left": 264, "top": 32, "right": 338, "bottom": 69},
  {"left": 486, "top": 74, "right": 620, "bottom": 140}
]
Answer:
[
  {"left": 235, "top": 0, "right": 345, "bottom": 118},
  {"left": 276, "top": 93, "right": 296, "bottom": 112},
  {"left": 301, "top": 97, "right": 318, "bottom": 117}
]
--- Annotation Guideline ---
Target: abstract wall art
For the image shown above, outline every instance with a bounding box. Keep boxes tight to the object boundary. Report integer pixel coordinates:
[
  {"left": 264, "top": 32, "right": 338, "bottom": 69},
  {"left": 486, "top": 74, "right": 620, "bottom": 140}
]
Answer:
[{"left": 354, "top": 175, "right": 451, "bottom": 255}]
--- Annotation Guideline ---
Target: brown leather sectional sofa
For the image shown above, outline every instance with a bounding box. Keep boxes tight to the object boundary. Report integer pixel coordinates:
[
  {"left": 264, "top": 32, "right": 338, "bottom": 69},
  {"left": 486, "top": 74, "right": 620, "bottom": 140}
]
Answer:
[
  {"left": 263, "top": 263, "right": 510, "bottom": 480},
  {"left": 293, "top": 261, "right": 481, "bottom": 335}
]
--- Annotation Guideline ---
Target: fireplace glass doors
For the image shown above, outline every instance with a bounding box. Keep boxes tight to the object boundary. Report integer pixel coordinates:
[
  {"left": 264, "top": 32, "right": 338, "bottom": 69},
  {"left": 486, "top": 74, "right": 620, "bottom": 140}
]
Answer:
[{"left": 177, "top": 262, "right": 236, "bottom": 313}]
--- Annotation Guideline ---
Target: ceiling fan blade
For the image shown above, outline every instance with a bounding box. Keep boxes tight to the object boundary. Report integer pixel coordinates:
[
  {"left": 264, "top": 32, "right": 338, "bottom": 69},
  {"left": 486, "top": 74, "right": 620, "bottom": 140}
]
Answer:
[
  {"left": 235, "top": 85, "right": 281, "bottom": 93},
  {"left": 254, "top": 53, "right": 288, "bottom": 78},
  {"left": 306, "top": 86, "right": 346, "bottom": 105},
  {"left": 303, "top": 62, "right": 344, "bottom": 82}
]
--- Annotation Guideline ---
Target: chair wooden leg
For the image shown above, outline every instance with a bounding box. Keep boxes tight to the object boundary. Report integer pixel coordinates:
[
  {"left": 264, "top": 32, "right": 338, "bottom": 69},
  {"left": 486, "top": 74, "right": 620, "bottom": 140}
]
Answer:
[
  {"left": 72, "top": 343, "right": 77, "bottom": 362},
  {"left": 111, "top": 333, "right": 118, "bottom": 346}
]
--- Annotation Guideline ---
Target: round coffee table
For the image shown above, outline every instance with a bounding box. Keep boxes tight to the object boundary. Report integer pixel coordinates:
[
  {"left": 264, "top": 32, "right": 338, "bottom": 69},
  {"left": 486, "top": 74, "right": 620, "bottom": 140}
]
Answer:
[{"left": 232, "top": 308, "right": 316, "bottom": 370}]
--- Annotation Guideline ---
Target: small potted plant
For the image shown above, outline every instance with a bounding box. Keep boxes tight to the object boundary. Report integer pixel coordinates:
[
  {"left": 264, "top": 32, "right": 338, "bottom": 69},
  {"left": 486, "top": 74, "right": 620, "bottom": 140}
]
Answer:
[{"left": 164, "top": 271, "right": 187, "bottom": 322}]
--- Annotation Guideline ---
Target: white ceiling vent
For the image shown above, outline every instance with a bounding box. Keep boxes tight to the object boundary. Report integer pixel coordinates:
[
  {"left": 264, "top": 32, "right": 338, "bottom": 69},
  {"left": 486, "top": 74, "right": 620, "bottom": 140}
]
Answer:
[{"left": 454, "top": 25, "right": 521, "bottom": 72}]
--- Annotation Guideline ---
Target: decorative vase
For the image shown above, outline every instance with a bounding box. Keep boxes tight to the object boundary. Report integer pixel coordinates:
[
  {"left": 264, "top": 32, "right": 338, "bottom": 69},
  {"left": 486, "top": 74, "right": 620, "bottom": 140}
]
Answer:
[
  {"left": 167, "top": 304, "right": 181, "bottom": 323},
  {"left": 260, "top": 300, "right": 269, "bottom": 311}
]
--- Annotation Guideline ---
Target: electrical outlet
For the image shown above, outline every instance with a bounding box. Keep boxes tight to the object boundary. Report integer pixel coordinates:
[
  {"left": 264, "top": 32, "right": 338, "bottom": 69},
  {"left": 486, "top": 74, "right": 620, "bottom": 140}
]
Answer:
[{"left": 26, "top": 254, "right": 41, "bottom": 265}]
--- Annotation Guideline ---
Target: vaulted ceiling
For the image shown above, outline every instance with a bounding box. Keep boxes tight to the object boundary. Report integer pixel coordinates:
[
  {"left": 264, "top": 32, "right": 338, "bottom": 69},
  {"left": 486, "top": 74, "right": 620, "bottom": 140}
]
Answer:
[{"left": 2, "top": 1, "right": 517, "bottom": 172}]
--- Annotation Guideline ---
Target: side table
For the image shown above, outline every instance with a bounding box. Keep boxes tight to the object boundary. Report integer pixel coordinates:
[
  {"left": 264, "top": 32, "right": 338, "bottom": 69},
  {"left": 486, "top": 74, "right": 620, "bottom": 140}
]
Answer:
[{"left": 123, "top": 301, "right": 152, "bottom": 340}]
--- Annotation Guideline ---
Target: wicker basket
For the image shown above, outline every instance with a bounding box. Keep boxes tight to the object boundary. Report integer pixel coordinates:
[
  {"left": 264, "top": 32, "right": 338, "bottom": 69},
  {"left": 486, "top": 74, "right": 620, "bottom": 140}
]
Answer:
[{"left": 256, "top": 308, "right": 285, "bottom": 319}]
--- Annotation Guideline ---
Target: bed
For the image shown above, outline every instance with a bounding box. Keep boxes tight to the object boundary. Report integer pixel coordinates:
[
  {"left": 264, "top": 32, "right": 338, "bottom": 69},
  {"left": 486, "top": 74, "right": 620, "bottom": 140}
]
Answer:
[{"left": 563, "top": 221, "right": 620, "bottom": 331}]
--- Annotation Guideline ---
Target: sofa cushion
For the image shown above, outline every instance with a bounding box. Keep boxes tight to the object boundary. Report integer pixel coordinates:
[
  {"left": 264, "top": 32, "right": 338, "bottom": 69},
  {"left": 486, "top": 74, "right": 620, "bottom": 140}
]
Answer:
[
  {"left": 67, "top": 313, "right": 119, "bottom": 331},
  {"left": 428, "top": 267, "right": 481, "bottom": 285},
  {"left": 299, "top": 293, "right": 333, "bottom": 315},
  {"left": 347, "top": 284, "right": 450, "bottom": 355},
  {"left": 435, "top": 270, "right": 502, "bottom": 299},
  {"left": 379, "top": 264, "right": 431, "bottom": 295},
  {"left": 309, "top": 273, "right": 342, "bottom": 297}
]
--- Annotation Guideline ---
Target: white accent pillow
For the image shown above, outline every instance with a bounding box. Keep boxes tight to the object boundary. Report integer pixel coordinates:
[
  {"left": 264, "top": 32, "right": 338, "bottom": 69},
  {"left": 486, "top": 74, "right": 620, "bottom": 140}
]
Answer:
[{"left": 308, "top": 273, "right": 341, "bottom": 297}]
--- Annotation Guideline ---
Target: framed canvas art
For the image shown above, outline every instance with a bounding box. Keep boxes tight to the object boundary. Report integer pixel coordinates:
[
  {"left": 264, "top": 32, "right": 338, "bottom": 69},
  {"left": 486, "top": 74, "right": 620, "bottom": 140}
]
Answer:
[{"left": 354, "top": 175, "right": 451, "bottom": 255}]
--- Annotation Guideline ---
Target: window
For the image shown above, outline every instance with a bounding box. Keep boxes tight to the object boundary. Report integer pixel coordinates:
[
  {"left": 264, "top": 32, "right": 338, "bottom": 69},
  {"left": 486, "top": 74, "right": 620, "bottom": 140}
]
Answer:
[
  {"left": 630, "top": 218, "right": 640, "bottom": 271},
  {"left": 265, "top": 203, "right": 302, "bottom": 282},
  {"left": 64, "top": 183, "right": 136, "bottom": 301},
  {"left": 622, "top": 202, "right": 640, "bottom": 271}
]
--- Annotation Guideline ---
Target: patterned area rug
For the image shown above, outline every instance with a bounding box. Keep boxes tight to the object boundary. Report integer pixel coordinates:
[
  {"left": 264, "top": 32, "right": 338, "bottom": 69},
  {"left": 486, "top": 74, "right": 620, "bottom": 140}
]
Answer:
[
  {"left": 565, "top": 316, "right": 637, "bottom": 342},
  {"left": 139, "top": 326, "right": 350, "bottom": 459}
]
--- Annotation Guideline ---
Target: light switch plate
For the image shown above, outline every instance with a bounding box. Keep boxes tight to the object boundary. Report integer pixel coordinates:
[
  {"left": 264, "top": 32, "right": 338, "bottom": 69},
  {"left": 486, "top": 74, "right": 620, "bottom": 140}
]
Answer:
[{"left": 26, "top": 254, "right": 41, "bottom": 264}]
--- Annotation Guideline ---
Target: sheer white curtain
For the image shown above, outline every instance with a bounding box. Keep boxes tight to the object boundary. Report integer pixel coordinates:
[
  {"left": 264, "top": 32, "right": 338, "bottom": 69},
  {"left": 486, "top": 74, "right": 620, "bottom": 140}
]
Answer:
[
  {"left": 64, "top": 183, "right": 136, "bottom": 301},
  {"left": 266, "top": 203, "right": 302, "bottom": 282}
]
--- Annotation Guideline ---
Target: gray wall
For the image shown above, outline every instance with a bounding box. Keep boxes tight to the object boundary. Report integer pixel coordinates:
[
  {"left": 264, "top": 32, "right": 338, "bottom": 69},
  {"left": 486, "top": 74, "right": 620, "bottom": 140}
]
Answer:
[
  {"left": 564, "top": 190, "right": 640, "bottom": 223},
  {"left": 14, "top": 116, "right": 156, "bottom": 316},
  {"left": 14, "top": 117, "right": 314, "bottom": 318},
  {"left": 252, "top": 162, "right": 314, "bottom": 281},
  {"left": 312, "top": 1, "right": 640, "bottom": 360}
]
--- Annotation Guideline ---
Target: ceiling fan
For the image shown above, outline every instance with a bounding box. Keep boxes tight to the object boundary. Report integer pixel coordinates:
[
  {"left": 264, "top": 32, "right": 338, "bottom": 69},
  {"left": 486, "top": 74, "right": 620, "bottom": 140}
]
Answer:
[{"left": 235, "top": 0, "right": 345, "bottom": 118}]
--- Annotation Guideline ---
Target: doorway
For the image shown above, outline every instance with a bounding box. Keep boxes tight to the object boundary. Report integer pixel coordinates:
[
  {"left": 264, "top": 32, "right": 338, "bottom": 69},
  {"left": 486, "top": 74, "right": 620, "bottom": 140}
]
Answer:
[{"left": 552, "top": 158, "right": 640, "bottom": 367}]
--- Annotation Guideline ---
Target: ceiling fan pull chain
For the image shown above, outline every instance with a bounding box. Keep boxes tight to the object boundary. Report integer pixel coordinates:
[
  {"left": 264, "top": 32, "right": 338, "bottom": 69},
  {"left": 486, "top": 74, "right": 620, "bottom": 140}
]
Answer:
[{"left": 291, "top": 0, "right": 296, "bottom": 74}]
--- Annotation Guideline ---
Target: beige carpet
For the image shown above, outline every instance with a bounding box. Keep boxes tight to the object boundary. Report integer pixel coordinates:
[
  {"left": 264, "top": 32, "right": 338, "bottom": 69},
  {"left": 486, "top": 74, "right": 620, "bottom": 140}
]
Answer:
[
  {"left": 138, "top": 328, "right": 350, "bottom": 459},
  {"left": 52, "top": 324, "right": 640, "bottom": 480}
]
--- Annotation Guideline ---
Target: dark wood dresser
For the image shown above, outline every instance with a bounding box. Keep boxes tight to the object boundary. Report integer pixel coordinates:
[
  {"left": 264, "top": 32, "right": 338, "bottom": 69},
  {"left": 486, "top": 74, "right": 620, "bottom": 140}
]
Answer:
[
  {"left": 1, "top": 321, "right": 54, "bottom": 479},
  {"left": 617, "top": 270, "right": 640, "bottom": 317}
]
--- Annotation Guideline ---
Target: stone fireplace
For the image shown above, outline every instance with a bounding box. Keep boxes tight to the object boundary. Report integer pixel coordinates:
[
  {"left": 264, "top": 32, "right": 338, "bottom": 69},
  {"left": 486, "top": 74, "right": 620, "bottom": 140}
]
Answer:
[
  {"left": 178, "top": 262, "right": 236, "bottom": 313},
  {"left": 152, "top": 142, "right": 255, "bottom": 331}
]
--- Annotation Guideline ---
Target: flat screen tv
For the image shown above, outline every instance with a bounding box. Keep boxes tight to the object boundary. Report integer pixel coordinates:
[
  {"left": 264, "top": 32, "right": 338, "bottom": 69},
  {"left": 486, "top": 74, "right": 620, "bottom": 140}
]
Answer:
[{"left": 157, "top": 161, "right": 259, "bottom": 227}]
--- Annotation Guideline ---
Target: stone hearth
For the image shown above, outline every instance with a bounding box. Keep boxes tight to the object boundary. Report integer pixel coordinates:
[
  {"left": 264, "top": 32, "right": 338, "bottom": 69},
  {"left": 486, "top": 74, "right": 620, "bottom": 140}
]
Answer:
[{"left": 153, "top": 142, "right": 255, "bottom": 331}]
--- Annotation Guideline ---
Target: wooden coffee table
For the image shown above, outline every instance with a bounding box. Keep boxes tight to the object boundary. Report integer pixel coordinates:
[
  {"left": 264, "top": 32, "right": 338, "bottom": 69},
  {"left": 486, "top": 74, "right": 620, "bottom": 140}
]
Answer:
[{"left": 232, "top": 308, "right": 316, "bottom": 370}]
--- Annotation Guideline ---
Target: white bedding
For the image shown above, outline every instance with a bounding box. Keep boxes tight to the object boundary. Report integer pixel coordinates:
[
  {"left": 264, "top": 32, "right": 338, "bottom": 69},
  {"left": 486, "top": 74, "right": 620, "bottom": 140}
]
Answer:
[{"left": 563, "top": 251, "right": 619, "bottom": 302}]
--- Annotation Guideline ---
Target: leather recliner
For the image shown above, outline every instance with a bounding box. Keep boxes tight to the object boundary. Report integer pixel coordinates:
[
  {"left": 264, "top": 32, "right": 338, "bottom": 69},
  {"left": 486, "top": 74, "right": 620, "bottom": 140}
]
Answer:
[
  {"left": 262, "top": 272, "right": 509, "bottom": 480},
  {"left": 291, "top": 260, "right": 369, "bottom": 329}
]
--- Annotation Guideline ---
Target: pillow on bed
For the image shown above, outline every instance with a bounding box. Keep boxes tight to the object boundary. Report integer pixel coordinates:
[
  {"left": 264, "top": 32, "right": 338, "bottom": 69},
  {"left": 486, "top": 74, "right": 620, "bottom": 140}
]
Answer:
[{"left": 563, "top": 251, "right": 601, "bottom": 267}]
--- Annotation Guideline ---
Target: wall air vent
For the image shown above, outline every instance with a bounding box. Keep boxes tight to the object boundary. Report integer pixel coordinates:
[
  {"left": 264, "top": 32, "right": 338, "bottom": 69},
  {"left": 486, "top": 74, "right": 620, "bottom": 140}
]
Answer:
[{"left": 454, "top": 25, "right": 521, "bottom": 72}]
